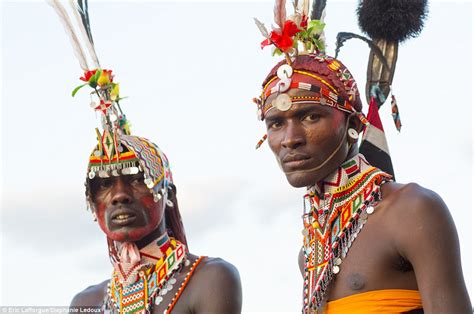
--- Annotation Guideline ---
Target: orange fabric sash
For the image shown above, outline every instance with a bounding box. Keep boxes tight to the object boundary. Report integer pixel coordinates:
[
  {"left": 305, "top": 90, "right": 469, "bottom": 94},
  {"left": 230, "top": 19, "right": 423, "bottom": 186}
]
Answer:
[{"left": 324, "top": 289, "right": 422, "bottom": 314}]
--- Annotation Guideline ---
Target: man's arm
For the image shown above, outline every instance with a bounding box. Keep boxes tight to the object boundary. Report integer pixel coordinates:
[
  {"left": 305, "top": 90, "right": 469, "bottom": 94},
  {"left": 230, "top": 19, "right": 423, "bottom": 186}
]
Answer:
[
  {"left": 192, "top": 257, "right": 242, "bottom": 314},
  {"left": 70, "top": 280, "right": 108, "bottom": 309},
  {"left": 394, "top": 183, "right": 471, "bottom": 313}
]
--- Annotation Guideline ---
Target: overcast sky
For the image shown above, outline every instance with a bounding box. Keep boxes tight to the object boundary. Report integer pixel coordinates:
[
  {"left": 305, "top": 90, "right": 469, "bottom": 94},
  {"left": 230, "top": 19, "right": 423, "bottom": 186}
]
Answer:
[{"left": 1, "top": 0, "right": 472, "bottom": 312}]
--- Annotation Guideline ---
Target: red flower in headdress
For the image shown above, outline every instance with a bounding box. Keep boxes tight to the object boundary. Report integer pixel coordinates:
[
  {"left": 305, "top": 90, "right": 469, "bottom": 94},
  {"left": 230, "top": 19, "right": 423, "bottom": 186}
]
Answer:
[
  {"left": 261, "top": 20, "right": 302, "bottom": 52},
  {"left": 80, "top": 70, "right": 97, "bottom": 82}
]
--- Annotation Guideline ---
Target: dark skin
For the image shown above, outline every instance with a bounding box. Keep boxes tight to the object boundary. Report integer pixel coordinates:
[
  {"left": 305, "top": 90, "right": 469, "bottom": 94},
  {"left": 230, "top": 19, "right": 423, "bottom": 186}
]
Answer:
[
  {"left": 71, "top": 173, "right": 242, "bottom": 313},
  {"left": 265, "top": 87, "right": 472, "bottom": 313}
]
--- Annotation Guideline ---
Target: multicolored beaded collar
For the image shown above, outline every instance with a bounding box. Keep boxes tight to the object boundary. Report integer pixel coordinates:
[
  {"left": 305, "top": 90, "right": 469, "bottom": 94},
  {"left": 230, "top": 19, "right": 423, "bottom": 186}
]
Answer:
[
  {"left": 301, "top": 154, "right": 392, "bottom": 312},
  {"left": 105, "top": 237, "right": 188, "bottom": 313}
]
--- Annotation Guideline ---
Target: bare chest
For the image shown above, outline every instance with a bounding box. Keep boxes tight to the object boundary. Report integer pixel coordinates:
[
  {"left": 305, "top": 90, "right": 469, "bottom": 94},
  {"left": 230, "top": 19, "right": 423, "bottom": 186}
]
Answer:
[{"left": 324, "top": 215, "right": 418, "bottom": 300}]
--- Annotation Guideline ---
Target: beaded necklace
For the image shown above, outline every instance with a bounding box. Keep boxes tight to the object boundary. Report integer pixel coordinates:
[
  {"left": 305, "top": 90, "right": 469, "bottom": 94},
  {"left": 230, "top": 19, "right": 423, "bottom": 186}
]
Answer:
[
  {"left": 105, "top": 237, "right": 187, "bottom": 314},
  {"left": 302, "top": 154, "right": 391, "bottom": 313}
]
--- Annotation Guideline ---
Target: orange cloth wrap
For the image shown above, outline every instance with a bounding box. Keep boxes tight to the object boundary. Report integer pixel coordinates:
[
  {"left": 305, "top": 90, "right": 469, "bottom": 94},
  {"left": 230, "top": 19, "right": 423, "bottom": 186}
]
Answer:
[{"left": 324, "top": 289, "right": 422, "bottom": 314}]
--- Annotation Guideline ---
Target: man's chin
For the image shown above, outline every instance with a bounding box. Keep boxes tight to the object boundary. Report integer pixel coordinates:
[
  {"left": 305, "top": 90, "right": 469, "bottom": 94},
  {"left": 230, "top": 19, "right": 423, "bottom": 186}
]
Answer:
[
  {"left": 284, "top": 171, "right": 321, "bottom": 188},
  {"left": 102, "top": 225, "right": 151, "bottom": 242}
]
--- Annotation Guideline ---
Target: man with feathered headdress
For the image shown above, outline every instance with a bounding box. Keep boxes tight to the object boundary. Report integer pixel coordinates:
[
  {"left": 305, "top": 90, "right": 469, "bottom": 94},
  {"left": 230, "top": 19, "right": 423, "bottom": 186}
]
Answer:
[
  {"left": 48, "top": 1, "right": 242, "bottom": 313},
  {"left": 253, "top": 0, "right": 471, "bottom": 312}
]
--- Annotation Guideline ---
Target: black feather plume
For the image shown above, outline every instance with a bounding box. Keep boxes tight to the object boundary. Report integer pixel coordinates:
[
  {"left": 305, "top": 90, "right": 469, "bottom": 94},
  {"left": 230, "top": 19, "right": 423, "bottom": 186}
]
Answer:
[
  {"left": 77, "top": 0, "right": 94, "bottom": 45},
  {"left": 311, "top": 0, "right": 327, "bottom": 21},
  {"left": 357, "top": 0, "right": 428, "bottom": 42},
  {"left": 335, "top": 32, "right": 390, "bottom": 70}
]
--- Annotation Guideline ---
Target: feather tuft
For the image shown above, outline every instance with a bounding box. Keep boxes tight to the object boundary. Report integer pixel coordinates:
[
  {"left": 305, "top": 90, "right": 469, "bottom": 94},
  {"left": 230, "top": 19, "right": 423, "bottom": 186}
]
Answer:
[
  {"left": 69, "top": 0, "right": 100, "bottom": 68},
  {"left": 310, "top": 0, "right": 326, "bottom": 21},
  {"left": 47, "top": 0, "right": 89, "bottom": 71},
  {"left": 274, "top": 0, "right": 287, "bottom": 29},
  {"left": 357, "top": 0, "right": 428, "bottom": 42},
  {"left": 301, "top": 0, "right": 310, "bottom": 17},
  {"left": 254, "top": 18, "right": 270, "bottom": 38}
]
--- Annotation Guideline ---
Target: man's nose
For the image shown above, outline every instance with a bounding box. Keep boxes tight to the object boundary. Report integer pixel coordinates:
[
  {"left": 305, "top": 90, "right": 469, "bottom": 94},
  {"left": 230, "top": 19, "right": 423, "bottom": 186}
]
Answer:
[
  {"left": 111, "top": 178, "right": 133, "bottom": 205},
  {"left": 281, "top": 121, "right": 306, "bottom": 149}
]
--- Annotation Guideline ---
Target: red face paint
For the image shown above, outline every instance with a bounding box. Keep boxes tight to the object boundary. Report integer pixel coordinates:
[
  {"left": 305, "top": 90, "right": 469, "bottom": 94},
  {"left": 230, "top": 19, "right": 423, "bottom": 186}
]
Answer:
[{"left": 95, "top": 191, "right": 164, "bottom": 242}]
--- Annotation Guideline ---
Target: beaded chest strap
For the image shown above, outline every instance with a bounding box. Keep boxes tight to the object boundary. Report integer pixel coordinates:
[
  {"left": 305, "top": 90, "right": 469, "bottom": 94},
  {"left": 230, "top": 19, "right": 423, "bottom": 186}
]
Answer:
[
  {"left": 107, "top": 239, "right": 186, "bottom": 313},
  {"left": 302, "top": 155, "right": 391, "bottom": 312}
]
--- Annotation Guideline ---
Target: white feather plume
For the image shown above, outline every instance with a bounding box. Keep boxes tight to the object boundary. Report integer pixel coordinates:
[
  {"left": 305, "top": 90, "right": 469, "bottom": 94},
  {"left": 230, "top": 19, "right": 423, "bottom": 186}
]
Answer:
[
  {"left": 254, "top": 18, "right": 270, "bottom": 38},
  {"left": 47, "top": 0, "right": 89, "bottom": 71},
  {"left": 69, "top": 0, "right": 100, "bottom": 68},
  {"left": 302, "top": 0, "right": 310, "bottom": 17}
]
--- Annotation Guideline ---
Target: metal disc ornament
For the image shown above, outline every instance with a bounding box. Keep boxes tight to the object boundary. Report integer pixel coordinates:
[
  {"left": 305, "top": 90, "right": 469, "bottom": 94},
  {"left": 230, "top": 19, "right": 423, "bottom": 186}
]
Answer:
[
  {"left": 277, "top": 64, "right": 293, "bottom": 79},
  {"left": 273, "top": 93, "right": 292, "bottom": 111}
]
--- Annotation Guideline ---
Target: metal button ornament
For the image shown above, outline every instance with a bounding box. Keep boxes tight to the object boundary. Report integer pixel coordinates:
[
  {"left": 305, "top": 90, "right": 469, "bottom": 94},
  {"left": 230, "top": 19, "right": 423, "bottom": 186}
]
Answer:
[
  {"left": 98, "top": 170, "right": 109, "bottom": 178},
  {"left": 277, "top": 79, "right": 291, "bottom": 93},
  {"left": 257, "top": 108, "right": 263, "bottom": 120},
  {"left": 348, "top": 128, "right": 359, "bottom": 140},
  {"left": 366, "top": 206, "right": 375, "bottom": 214},
  {"left": 277, "top": 64, "right": 293, "bottom": 79},
  {"left": 273, "top": 93, "right": 292, "bottom": 111},
  {"left": 332, "top": 265, "right": 340, "bottom": 274}
]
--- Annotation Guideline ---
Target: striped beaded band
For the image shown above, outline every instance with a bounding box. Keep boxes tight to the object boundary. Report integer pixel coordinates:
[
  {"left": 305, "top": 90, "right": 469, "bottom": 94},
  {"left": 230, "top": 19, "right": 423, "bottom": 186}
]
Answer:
[{"left": 255, "top": 69, "right": 357, "bottom": 120}]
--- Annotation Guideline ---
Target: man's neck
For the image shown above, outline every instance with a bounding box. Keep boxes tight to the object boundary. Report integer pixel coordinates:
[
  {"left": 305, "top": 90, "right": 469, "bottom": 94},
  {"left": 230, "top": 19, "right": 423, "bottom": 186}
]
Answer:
[
  {"left": 135, "top": 223, "right": 167, "bottom": 250},
  {"left": 312, "top": 147, "right": 360, "bottom": 195}
]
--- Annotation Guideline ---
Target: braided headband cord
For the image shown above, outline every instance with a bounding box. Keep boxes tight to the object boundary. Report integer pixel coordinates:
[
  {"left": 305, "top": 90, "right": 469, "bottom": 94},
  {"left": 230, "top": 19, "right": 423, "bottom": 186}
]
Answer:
[{"left": 262, "top": 70, "right": 338, "bottom": 99}]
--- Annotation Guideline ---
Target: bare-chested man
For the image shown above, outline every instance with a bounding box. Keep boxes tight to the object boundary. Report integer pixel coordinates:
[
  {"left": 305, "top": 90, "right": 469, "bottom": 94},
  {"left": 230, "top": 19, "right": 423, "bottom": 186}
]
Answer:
[
  {"left": 253, "top": 2, "right": 471, "bottom": 313},
  {"left": 48, "top": 1, "right": 242, "bottom": 312},
  {"left": 71, "top": 138, "right": 242, "bottom": 313}
]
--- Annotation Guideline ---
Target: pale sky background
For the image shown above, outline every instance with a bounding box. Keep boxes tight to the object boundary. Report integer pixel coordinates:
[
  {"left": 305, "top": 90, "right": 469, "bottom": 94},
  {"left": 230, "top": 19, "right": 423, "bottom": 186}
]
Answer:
[{"left": 0, "top": 0, "right": 472, "bottom": 312}]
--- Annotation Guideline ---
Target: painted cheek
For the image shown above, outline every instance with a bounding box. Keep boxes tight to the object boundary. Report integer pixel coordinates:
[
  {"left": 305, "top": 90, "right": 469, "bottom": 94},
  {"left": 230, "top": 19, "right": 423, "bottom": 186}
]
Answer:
[
  {"left": 127, "top": 195, "right": 162, "bottom": 239},
  {"left": 95, "top": 201, "right": 129, "bottom": 242},
  {"left": 95, "top": 202, "right": 109, "bottom": 234}
]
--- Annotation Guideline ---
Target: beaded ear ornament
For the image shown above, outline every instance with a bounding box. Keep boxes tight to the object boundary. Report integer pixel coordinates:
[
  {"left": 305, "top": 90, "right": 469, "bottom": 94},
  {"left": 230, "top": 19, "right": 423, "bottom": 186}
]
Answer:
[
  {"left": 253, "top": 0, "right": 368, "bottom": 149},
  {"left": 49, "top": 0, "right": 172, "bottom": 204}
]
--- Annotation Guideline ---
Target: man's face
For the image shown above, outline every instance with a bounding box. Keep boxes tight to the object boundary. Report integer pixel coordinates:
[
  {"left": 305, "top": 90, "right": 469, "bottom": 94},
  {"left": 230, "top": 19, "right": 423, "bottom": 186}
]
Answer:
[
  {"left": 89, "top": 172, "right": 164, "bottom": 242},
  {"left": 264, "top": 88, "right": 349, "bottom": 188}
]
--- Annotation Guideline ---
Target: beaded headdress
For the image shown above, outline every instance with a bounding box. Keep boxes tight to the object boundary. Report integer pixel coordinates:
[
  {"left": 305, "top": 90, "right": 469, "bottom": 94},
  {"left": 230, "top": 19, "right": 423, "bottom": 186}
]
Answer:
[
  {"left": 253, "top": 0, "right": 368, "bottom": 149},
  {"left": 48, "top": 0, "right": 172, "bottom": 204}
]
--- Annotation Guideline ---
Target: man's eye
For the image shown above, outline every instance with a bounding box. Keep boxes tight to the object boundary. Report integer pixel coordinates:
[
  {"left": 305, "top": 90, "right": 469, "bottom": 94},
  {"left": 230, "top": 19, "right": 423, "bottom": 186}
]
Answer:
[
  {"left": 269, "top": 121, "right": 282, "bottom": 129},
  {"left": 303, "top": 114, "right": 320, "bottom": 122},
  {"left": 130, "top": 177, "right": 142, "bottom": 186},
  {"left": 98, "top": 180, "right": 113, "bottom": 189}
]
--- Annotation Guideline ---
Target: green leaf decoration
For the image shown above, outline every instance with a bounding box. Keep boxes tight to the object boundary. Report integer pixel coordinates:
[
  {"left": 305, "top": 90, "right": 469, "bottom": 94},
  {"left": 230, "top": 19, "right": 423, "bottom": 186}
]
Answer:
[
  {"left": 272, "top": 48, "right": 283, "bottom": 56},
  {"left": 308, "top": 20, "right": 326, "bottom": 36},
  {"left": 71, "top": 83, "right": 87, "bottom": 97},
  {"left": 90, "top": 69, "right": 102, "bottom": 84},
  {"left": 314, "top": 39, "right": 325, "bottom": 52}
]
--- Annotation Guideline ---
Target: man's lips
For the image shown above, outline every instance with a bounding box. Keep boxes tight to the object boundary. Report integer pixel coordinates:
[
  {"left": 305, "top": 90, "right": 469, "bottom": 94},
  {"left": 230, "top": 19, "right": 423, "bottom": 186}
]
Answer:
[
  {"left": 110, "top": 208, "right": 137, "bottom": 226},
  {"left": 281, "top": 153, "right": 312, "bottom": 170}
]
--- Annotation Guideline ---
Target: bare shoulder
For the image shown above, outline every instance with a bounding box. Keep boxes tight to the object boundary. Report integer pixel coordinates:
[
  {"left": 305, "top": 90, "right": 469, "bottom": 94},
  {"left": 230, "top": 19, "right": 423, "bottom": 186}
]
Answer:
[
  {"left": 70, "top": 279, "right": 108, "bottom": 308},
  {"left": 195, "top": 256, "right": 240, "bottom": 279},
  {"left": 189, "top": 256, "right": 242, "bottom": 313},
  {"left": 380, "top": 182, "right": 452, "bottom": 225},
  {"left": 380, "top": 182, "right": 458, "bottom": 255}
]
